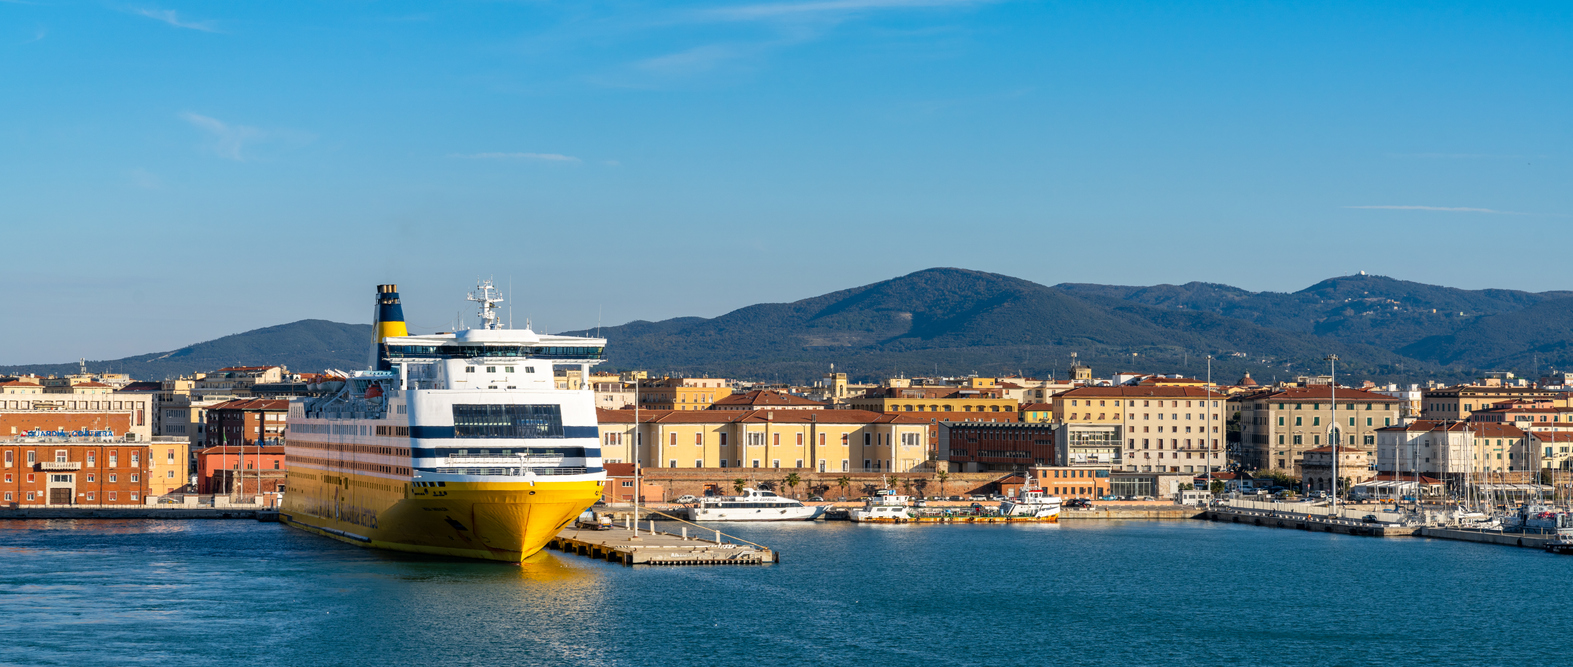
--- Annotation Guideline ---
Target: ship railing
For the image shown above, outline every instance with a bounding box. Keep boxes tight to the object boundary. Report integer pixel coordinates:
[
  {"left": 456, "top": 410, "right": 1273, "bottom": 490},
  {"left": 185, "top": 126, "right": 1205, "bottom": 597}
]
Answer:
[{"left": 638, "top": 508, "right": 775, "bottom": 553}]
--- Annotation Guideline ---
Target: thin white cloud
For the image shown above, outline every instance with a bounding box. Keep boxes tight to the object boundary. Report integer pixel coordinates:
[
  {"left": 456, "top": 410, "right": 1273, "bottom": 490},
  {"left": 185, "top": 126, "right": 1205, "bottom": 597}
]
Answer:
[
  {"left": 451, "top": 152, "right": 582, "bottom": 163},
  {"left": 128, "top": 168, "right": 162, "bottom": 189},
  {"left": 1384, "top": 153, "right": 1542, "bottom": 160},
  {"left": 1344, "top": 205, "right": 1523, "bottom": 215},
  {"left": 179, "top": 112, "right": 313, "bottom": 161},
  {"left": 181, "top": 113, "right": 262, "bottom": 160},
  {"left": 706, "top": 0, "right": 990, "bottom": 21},
  {"left": 637, "top": 44, "right": 746, "bottom": 74},
  {"left": 131, "top": 7, "right": 220, "bottom": 33}
]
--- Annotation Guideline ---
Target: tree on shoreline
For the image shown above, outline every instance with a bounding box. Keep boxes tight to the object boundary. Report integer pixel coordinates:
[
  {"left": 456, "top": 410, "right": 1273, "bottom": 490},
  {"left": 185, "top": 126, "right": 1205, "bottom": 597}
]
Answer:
[
  {"left": 936, "top": 470, "right": 949, "bottom": 498},
  {"left": 836, "top": 476, "right": 852, "bottom": 500},
  {"left": 784, "top": 473, "right": 801, "bottom": 498}
]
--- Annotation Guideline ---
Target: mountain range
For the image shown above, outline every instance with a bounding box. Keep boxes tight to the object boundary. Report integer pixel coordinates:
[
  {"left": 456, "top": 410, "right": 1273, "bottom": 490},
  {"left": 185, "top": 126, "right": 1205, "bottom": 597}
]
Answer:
[{"left": 5, "top": 269, "right": 1571, "bottom": 384}]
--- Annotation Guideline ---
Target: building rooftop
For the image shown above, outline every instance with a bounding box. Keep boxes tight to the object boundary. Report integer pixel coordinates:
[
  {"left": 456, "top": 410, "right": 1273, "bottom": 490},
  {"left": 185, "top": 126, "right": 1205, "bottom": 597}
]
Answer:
[
  {"left": 207, "top": 398, "right": 291, "bottom": 411},
  {"left": 710, "top": 390, "right": 826, "bottom": 409}
]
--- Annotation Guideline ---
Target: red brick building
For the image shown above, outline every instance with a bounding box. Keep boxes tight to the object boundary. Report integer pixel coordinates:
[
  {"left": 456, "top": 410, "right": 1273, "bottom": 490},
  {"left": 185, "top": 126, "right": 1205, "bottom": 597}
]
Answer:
[
  {"left": 940, "top": 421, "right": 1059, "bottom": 472},
  {"left": 1, "top": 441, "right": 150, "bottom": 506},
  {"left": 196, "top": 445, "right": 286, "bottom": 494},
  {"left": 205, "top": 399, "right": 289, "bottom": 447}
]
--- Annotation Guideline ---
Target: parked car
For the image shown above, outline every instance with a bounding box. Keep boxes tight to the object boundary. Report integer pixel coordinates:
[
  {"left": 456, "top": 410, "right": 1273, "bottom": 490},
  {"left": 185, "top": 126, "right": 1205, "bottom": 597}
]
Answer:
[
  {"left": 969, "top": 495, "right": 987, "bottom": 501},
  {"left": 948, "top": 496, "right": 963, "bottom": 501},
  {"left": 1098, "top": 495, "right": 1119, "bottom": 501},
  {"left": 1137, "top": 496, "right": 1156, "bottom": 502},
  {"left": 674, "top": 495, "right": 698, "bottom": 504},
  {"left": 1065, "top": 498, "right": 1093, "bottom": 509},
  {"left": 808, "top": 496, "right": 825, "bottom": 502},
  {"left": 1362, "top": 514, "right": 1380, "bottom": 523}
]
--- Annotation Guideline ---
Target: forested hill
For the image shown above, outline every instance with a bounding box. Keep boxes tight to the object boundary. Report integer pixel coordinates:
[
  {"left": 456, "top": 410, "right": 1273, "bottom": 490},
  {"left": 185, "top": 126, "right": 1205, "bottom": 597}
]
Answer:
[{"left": 10, "top": 270, "right": 1571, "bottom": 384}]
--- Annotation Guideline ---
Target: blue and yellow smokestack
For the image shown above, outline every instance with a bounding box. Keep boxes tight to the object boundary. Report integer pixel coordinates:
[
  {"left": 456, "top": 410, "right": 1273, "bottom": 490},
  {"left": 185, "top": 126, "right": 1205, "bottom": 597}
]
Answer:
[{"left": 370, "top": 284, "right": 409, "bottom": 371}]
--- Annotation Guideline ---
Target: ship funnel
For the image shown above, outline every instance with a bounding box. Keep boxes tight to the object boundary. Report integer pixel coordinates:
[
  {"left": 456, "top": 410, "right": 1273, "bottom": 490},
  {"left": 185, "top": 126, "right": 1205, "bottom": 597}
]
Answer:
[{"left": 370, "top": 284, "right": 409, "bottom": 371}]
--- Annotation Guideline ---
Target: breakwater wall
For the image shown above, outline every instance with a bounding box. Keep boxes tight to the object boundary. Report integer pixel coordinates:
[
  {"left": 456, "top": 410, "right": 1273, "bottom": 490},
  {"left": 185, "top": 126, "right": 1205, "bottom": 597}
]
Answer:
[
  {"left": 1418, "top": 527, "right": 1558, "bottom": 549},
  {"left": 1201, "top": 508, "right": 1420, "bottom": 537}
]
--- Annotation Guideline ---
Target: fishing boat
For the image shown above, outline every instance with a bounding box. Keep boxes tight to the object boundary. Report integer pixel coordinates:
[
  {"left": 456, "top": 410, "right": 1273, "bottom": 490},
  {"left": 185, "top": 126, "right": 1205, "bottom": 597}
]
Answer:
[
  {"left": 998, "top": 473, "right": 1061, "bottom": 521},
  {"left": 848, "top": 489, "right": 912, "bottom": 522}
]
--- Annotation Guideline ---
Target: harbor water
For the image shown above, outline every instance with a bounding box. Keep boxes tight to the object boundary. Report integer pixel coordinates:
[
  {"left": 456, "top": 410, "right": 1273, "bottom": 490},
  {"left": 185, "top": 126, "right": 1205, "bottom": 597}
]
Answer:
[{"left": 4, "top": 518, "right": 1570, "bottom": 666}]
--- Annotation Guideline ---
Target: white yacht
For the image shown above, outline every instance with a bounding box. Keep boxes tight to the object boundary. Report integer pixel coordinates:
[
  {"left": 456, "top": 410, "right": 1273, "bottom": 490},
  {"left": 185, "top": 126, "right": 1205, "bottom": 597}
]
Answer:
[
  {"left": 849, "top": 489, "right": 912, "bottom": 523},
  {"left": 998, "top": 474, "right": 1061, "bottom": 521},
  {"left": 685, "top": 488, "right": 826, "bottom": 522}
]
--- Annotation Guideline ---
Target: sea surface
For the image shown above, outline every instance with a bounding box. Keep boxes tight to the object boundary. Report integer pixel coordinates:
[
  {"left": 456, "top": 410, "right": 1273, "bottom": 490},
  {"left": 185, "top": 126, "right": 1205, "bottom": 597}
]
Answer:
[{"left": 2, "top": 518, "right": 1568, "bottom": 666}]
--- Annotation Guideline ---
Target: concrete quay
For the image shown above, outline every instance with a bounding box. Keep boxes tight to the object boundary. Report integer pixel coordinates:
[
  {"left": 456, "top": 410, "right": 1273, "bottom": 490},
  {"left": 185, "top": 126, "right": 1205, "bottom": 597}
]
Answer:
[
  {"left": 1063, "top": 507, "right": 1201, "bottom": 520},
  {"left": 549, "top": 523, "right": 777, "bottom": 566},
  {"left": 0, "top": 506, "right": 278, "bottom": 521}
]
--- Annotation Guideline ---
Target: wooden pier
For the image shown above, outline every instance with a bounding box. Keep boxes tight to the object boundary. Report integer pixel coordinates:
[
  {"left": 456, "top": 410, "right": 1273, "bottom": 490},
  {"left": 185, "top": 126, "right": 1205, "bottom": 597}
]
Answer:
[{"left": 549, "top": 518, "right": 777, "bottom": 566}]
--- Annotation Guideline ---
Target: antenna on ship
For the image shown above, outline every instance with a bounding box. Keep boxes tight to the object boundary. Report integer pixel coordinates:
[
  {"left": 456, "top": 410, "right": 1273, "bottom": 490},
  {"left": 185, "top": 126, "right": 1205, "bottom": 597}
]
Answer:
[{"left": 467, "top": 279, "right": 505, "bottom": 330}]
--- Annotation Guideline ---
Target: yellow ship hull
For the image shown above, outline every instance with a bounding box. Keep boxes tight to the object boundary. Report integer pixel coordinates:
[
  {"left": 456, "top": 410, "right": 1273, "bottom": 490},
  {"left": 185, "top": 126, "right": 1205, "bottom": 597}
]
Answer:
[{"left": 281, "top": 470, "right": 603, "bottom": 564}]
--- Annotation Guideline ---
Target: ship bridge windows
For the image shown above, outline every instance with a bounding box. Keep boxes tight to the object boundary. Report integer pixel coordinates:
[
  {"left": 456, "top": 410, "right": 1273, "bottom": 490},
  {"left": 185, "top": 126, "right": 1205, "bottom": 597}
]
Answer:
[
  {"left": 386, "top": 344, "right": 604, "bottom": 360},
  {"left": 453, "top": 404, "right": 564, "bottom": 439}
]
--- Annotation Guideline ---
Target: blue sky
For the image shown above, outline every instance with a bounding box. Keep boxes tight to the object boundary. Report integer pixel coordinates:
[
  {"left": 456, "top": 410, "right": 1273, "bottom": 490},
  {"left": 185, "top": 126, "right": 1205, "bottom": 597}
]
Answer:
[{"left": 1, "top": 0, "right": 1569, "bottom": 364}]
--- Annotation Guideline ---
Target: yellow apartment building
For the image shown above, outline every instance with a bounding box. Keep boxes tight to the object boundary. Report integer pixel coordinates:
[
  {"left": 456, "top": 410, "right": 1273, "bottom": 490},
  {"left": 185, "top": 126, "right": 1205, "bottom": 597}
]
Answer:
[
  {"left": 596, "top": 408, "right": 930, "bottom": 473},
  {"left": 635, "top": 377, "right": 733, "bottom": 411}
]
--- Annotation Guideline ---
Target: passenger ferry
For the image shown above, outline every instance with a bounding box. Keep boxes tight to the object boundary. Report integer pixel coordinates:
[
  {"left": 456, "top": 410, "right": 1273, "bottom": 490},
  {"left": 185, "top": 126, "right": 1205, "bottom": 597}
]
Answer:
[
  {"left": 280, "top": 282, "right": 607, "bottom": 563},
  {"left": 684, "top": 488, "right": 826, "bottom": 522}
]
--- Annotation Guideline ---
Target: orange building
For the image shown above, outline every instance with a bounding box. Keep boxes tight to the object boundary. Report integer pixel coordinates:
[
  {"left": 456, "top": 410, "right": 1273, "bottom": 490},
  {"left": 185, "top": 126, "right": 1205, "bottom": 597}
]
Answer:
[
  {"left": 1035, "top": 466, "right": 1112, "bottom": 500},
  {"left": 1, "top": 441, "right": 150, "bottom": 506},
  {"left": 196, "top": 445, "right": 285, "bottom": 494}
]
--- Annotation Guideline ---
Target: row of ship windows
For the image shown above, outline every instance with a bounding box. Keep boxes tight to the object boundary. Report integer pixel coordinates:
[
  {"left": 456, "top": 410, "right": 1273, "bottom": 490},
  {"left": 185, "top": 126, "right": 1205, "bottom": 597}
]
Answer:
[
  {"left": 289, "top": 440, "right": 413, "bottom": 458},
  {"left": 290, "top": 454, "right": 412, "bottom": 477}
]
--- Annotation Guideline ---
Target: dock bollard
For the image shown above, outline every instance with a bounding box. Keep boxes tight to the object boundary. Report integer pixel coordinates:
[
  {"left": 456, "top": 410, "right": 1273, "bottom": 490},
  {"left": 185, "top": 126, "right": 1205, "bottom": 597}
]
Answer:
[
  {"left": 650, "top": 519, "right": 656, "bottom": 535},
  {"left": 682, "top": 527, "right": 688, "bottom": 540},
  {"left": 715, "top": 529, "right": 721, "bottom": 544}
]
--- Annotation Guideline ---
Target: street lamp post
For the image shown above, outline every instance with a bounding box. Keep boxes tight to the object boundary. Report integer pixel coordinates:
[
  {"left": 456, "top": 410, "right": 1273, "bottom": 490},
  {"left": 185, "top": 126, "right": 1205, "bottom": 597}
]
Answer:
[{"left": 1326, "top": 355, "right": 1338, "bottom": 514}]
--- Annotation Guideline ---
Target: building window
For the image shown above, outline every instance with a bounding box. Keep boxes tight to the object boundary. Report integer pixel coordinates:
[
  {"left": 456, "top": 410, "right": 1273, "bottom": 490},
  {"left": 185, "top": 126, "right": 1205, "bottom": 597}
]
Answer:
[
  {"left": 108, "top": 492, "right": 117, "bottom": 501},
  {"left": 842, "top": 459, "right": 849, "bottom": 472},
  {"left": 752, "top": 459, "right": 760, "bottom": 468},
  {"left": 772, "top": 459, "right": 780, "bottom": 469},
  {"left": 668, "top": 459, "right": 677, "bottom": 468}
]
